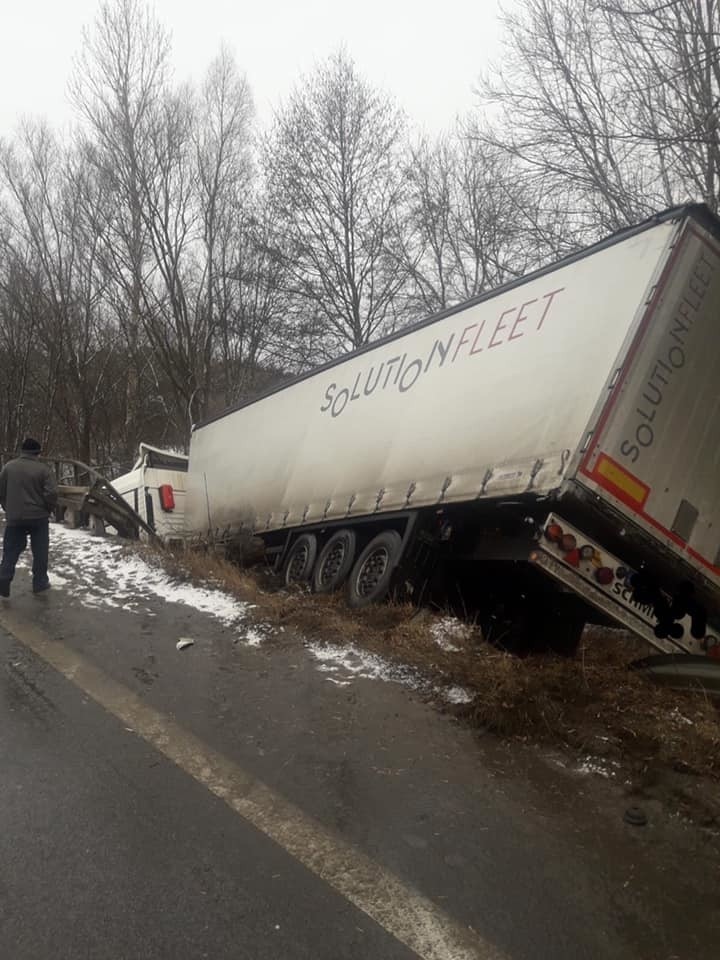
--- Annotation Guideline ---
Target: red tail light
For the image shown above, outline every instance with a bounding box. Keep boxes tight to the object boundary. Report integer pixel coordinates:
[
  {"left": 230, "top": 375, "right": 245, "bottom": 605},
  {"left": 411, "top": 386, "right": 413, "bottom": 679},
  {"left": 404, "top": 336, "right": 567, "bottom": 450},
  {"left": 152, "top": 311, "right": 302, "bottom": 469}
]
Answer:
[
  {"left": 545, "top": 522, "right": 563, "bottom": 543},
  {"left": 159, "top": 484, "right": 175, "bottom": 512},
  {"left": 560, "top": 533, "right": 577, "bottom": 553}
]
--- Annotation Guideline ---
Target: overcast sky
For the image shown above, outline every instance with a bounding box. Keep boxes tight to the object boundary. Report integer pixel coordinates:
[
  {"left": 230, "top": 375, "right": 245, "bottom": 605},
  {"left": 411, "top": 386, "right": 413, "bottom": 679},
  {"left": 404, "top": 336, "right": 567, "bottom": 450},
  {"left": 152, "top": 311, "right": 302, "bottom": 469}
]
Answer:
[{"left": 1, "top": 0, "right": 510, "bottom": 138}]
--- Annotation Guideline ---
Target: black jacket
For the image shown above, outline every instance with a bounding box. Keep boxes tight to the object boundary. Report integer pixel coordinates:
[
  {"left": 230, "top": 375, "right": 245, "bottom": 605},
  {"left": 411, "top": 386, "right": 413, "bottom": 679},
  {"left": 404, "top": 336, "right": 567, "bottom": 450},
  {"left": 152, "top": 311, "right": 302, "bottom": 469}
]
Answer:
[{"left": 0, "top": 453, "right": 58, "bottom": 522}]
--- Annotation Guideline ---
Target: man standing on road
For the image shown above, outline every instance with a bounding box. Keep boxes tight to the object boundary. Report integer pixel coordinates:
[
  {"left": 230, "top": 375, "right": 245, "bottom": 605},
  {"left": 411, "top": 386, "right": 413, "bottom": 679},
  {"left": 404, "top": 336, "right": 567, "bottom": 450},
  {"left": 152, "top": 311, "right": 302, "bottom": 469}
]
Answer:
[{"left": 0, "top": 438, "right": 58, "bottom": 597}]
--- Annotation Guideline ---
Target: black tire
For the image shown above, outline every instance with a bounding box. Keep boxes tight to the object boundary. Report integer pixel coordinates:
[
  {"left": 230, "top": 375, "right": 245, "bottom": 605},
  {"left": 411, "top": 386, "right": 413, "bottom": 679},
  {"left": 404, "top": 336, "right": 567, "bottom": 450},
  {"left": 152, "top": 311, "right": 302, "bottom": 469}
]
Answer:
[
  {"left": 347, "top": 530, "right": 402, "bottom": 608},
  {"left": 282, "top": 533, "right": 317, "bottom": 586},
  {"left": 312, "top": 529, "right": 357, "bottom": 594}
]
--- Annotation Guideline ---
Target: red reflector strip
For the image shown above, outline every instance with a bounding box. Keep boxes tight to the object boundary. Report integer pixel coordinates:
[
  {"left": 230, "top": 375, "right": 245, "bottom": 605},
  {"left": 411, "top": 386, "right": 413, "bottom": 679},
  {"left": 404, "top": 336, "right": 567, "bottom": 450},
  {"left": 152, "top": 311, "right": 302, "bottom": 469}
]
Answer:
[{"left": 593, "top": 454, "right": 650, "bottom": 509}]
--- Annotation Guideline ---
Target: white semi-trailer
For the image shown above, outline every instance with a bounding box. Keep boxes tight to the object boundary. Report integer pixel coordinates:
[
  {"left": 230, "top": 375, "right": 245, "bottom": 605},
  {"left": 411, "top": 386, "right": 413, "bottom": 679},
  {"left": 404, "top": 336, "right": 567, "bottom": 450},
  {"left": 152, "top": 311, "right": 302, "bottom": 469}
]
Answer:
[{"left": 186, "top": 205, "right": 720, "bottom": 657}]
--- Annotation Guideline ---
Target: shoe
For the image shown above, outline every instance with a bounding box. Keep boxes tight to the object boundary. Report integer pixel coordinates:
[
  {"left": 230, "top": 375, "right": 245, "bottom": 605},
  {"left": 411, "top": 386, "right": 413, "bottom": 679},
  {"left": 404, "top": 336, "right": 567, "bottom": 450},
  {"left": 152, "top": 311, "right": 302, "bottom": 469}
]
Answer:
[
  {"left": 0, "top": 580, "right": 9, "bottom": 597},
  {"left": 32, "top": 581, "right": 50, "bottom": 594}
]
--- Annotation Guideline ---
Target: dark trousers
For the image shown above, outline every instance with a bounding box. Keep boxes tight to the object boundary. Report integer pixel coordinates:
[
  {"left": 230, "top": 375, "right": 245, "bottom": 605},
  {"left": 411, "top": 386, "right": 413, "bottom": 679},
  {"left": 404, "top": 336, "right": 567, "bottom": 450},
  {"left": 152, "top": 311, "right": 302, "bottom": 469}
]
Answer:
[{"left": 0, "top": 519, "right": 50, "bottom": 587}]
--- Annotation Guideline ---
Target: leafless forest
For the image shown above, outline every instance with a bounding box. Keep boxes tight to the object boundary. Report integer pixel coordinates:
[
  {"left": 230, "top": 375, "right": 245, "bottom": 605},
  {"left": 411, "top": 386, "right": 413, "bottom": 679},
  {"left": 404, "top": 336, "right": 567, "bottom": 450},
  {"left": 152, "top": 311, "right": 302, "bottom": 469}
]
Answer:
[{"left": 1, "top": 0, "right": 718, "bottom": 469}]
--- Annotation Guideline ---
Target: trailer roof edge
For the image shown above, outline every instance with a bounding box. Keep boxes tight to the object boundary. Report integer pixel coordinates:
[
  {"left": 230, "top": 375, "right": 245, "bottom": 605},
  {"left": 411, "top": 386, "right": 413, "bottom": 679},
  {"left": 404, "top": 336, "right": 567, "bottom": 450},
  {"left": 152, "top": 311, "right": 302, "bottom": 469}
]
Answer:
[{"left": 194, "top": 203, "right": 718, "bottom": 431}]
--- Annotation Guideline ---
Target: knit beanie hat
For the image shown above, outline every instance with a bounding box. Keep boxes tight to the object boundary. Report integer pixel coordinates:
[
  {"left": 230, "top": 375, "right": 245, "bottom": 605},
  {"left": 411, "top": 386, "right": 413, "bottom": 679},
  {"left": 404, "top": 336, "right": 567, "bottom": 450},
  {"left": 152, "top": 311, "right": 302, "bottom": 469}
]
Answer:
[{"left": 21, "top": 437, "right": 42, "bottom": 454}]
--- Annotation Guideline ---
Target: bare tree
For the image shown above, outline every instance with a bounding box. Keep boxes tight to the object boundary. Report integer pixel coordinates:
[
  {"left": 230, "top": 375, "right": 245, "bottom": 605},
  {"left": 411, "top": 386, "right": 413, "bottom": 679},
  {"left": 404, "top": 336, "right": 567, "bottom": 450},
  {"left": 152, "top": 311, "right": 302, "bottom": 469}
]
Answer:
[
  {"left": 0, "top": 237, "right": 45, "bottom": 452},
  {"left": 135, "top": 84, "right": 200, "bottom": 431},
  {"left": 193, "top": 48, "right": 256, "bottom": 416},
  {"left": 602, "top": 0, "right": 720, "bottom": 209},
  {"left": 70, "top": 0, "right": 170, "bottom": 449},
  {"left": 221, "top": 202, "right": 299, "bottom": 396},
  {"left": 0, "top": 124, "right": 121, "bottom": 461},
  {"left": 73, "top": 13, "right": 270, "bottom": 432},
  {"left": 264, "top": 50, "right": 409, "bottom": 358},
  {"left": 476, "top": 0, "right": 720, "bottom": 237},
  {"left": 0, "top": 2, "right": 285, "bottom": 459},
  {"left": 400, "top": 129, "right": 542, "bottom": 314}
]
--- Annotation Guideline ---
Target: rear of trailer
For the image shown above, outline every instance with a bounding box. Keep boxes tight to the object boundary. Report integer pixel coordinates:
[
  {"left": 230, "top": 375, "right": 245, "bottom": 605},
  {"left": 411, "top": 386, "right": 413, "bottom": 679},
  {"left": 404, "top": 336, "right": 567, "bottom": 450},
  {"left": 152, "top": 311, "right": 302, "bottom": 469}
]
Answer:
[{"left": 538, "top": 207, "right": 720, "bottom": 654}]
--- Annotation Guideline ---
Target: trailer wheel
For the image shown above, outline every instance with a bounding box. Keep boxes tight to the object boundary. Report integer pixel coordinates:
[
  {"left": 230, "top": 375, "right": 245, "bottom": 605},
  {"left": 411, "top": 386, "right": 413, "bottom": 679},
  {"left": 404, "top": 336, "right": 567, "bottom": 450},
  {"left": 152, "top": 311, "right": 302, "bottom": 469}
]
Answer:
[
  {"left": 282, "top": 533, "right": 317, "bottom": 586},
  {"left": 347, "top": 530, "right": 402, "bottom": 608},
  {"left": 312, "top": 529, "right": 357, "bottom": 594}
]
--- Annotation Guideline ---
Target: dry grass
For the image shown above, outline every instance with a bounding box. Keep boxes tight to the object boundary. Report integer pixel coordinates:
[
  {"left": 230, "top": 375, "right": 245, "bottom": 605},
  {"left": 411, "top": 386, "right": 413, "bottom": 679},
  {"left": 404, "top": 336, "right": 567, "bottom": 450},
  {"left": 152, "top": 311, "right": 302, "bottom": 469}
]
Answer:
[{"left": 152, "top": 544, "right": 720, "bottom": 796}]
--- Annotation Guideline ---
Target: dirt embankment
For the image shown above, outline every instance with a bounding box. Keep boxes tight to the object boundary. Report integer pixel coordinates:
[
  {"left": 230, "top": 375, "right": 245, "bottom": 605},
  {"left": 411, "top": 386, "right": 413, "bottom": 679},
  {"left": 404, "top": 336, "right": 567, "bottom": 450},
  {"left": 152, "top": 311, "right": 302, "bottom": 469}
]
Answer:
[{"left": 156, "top": 545, "right": 720, "bottom": 826}]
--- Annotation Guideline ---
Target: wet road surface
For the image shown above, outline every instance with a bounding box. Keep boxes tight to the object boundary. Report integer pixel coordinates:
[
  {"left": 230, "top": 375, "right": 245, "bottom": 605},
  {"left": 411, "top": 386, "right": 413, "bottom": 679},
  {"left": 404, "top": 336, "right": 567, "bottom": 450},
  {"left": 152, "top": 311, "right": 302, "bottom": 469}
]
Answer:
[{"left": 1, "top": 526, "right": 718, "bottom": 959}]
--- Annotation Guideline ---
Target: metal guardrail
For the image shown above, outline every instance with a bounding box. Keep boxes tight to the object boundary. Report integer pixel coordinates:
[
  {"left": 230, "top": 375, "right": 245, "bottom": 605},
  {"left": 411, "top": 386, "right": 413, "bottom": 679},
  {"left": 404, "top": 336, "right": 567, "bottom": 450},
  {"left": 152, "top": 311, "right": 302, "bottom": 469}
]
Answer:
[{"left": 1, "top": 452, "right": 157, "bottom": 542}]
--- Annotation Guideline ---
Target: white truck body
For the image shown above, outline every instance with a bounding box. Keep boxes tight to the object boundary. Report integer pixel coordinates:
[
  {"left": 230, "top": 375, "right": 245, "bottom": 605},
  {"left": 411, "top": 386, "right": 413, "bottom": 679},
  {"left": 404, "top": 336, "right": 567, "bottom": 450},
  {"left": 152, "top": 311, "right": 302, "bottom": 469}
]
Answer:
[
  {"left": 575, "top": 222, "right": 720, "bottom": 584},
  {"left": 186, "top": 206, "right": 720, "bottom": 653},
  {"left": 112, "top": 443, "right": 188, "bottom": 544}
]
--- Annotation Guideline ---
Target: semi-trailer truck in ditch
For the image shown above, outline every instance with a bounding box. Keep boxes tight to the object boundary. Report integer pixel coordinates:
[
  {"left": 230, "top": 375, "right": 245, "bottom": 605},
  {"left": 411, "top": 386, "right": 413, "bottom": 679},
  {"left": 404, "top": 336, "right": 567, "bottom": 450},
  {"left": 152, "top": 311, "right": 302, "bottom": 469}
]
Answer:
[{"left": 185, "top": 204, "right": 720, "bottom": 657}]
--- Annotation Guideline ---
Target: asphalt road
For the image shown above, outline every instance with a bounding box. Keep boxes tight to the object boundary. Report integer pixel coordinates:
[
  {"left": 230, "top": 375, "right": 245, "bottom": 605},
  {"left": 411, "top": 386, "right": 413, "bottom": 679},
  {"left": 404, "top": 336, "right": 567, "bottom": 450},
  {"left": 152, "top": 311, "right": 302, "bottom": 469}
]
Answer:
[{"left": 1, "top": 527, "right": 718, "bottom": 959}]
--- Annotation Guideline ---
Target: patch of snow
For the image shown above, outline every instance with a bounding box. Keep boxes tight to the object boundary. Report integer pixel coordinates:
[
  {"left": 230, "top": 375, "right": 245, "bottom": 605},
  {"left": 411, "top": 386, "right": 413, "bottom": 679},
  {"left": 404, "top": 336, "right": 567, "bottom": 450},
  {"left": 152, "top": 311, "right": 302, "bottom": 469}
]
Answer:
[
  {"left": 307, "top": 641, "right": 423, "bottom": 690},
  {"left": 35, "top": 526, "right": 485, "bottom": 704},
  {"left": 444, "top": 685, "right": 474, "bottom": 705},
  {"left": 242, "top": 628, "right": 264, "bottom": 647},
  {"left": 670, "top": 707, "right": 693, "bottom": 727},
  {"left": 575, "top": 756, "right": 620, "bottom": 779},
  {"left": 15, "top": 554, "right": 70, "bottom": 589},
  {"left": 43, "top": 525, "right": 259, "bottom": 643},
  {"left": 430, "top": 616, "right": 473, "bottom": 652},
  {"left": 308, "top": 640, "right": 477, "bottom": 705},
  {"left": 49, "top": 571, "right": 71, "bottom": 587}
]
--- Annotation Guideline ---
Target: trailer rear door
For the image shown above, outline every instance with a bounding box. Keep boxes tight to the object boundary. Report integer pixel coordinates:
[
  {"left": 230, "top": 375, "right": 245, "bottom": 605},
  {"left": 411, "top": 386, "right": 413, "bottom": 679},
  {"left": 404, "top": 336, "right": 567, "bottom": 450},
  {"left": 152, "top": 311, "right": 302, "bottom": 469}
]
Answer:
[{"left": 578, "top": 217, "right": 720, "bottom": 586}]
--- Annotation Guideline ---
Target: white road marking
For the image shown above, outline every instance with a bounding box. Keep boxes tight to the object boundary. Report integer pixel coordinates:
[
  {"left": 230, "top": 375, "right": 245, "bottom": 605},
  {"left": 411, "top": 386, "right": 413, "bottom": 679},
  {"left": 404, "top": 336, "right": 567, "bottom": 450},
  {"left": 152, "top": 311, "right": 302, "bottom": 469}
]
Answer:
[{"left": 0, "top": 609, "right": 503, "bottom": 960}]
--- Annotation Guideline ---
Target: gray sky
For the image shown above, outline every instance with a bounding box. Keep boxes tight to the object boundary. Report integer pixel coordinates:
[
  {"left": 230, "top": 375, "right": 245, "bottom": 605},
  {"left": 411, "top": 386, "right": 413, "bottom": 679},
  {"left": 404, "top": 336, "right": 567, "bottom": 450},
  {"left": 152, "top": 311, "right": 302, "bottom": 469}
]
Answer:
[{"left": 1, "top": 0, "right": 509, "bottom": 137}]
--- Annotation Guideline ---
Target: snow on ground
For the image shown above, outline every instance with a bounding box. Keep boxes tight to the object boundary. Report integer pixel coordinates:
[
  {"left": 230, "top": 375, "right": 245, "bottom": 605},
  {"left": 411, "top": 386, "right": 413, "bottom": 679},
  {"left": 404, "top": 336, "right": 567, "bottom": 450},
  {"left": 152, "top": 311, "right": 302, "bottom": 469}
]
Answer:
[
  {"left": 308, "top": 642, "right": 422, "bottom": 689},
  {"left": 34, "top": 525, "right": 262, "bottom": 645},
  {"left": 17, "top": 524, "right": 475, "bottom": 698},
  {"left": 575, "top": 757, "right": 621, "bottom": 779},
  {"left": 444, "top": 685, "right": 475, "bottom": 705},
  {"left": 308, "top": 641, "right": 475, "bottom": 704},
  {"left": 670, "top": 707, "right": 694, "bottom": 727},
  {"left": 430, "top": 616, "right": 475, "bottom": 652},
  {"left": 550, "top": 754, "right": 620, "bottom": 779}
]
